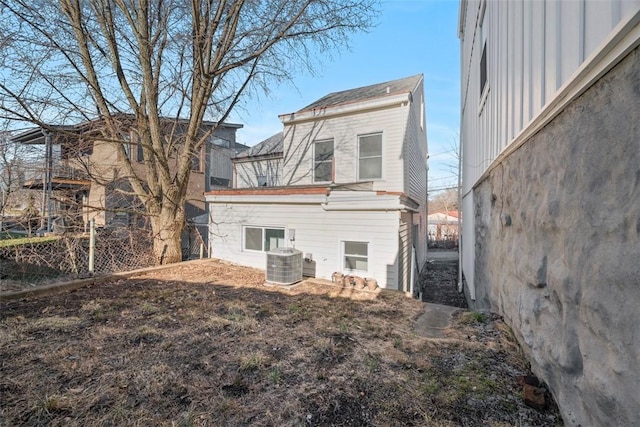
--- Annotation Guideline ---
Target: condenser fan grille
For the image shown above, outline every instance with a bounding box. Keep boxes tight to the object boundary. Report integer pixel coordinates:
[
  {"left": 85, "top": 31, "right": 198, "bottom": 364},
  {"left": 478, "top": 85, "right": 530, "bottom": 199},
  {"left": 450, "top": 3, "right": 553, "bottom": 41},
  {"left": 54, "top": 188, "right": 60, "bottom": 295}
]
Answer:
[{"left": 266, "top": 248, "right": 303, "bottom": 285}]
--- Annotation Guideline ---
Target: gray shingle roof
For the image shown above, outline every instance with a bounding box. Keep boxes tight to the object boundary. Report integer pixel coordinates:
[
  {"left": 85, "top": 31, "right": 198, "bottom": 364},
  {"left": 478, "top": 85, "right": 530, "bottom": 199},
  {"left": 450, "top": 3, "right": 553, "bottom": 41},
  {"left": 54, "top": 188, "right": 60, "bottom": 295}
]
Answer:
[
  {"left": 235, "top": 132, "right": 283, "bottom": 159},
  {"left": 299, "top": 74, "right": 422, "bottom": 111}
]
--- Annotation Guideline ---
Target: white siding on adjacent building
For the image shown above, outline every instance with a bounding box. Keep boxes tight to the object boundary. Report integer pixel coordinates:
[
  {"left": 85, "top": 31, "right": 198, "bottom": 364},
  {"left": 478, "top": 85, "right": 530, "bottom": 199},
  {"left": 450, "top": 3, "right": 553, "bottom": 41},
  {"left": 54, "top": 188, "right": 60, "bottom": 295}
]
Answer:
[
  {"left": 234, "top": 158, "right": 282, "bottom": 188},
  {"left": 403, "top": 79, "right": 428, "bottom": 264},
  {"left": 459, "top": 0, "right": 640, "bottom": 299},
  {"left": 460, "top": 0, "right": 640, "bottom": 192},
  {"left": 208, "top": 196, "right": 403, "bottom": 289}
]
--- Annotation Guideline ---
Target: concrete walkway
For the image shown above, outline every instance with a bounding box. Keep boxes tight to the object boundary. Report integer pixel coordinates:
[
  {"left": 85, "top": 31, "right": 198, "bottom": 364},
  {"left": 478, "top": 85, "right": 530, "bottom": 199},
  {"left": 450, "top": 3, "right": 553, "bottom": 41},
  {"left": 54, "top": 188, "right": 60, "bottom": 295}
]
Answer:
[
  {"left": 414, "top": 302, "right": 462, "bottom": 338},
  {"left": 427, "top": 250, "right": 459, "bottom": 261}
]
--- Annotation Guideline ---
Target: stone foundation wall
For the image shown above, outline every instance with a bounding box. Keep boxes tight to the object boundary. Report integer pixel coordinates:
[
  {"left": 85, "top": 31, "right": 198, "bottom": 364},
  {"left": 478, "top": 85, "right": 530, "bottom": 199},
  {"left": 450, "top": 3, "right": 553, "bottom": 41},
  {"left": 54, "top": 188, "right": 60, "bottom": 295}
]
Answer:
[{"left": 470, "top": 47, "right": 640, "bottom": 426}]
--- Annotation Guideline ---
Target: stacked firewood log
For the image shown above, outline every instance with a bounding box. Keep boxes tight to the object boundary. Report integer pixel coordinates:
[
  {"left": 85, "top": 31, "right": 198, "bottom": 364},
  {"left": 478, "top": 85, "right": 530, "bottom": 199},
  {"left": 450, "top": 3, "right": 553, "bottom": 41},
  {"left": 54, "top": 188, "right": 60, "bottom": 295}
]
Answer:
[{"left": 331, "top": 272, "right": 378, "bottom": 291}]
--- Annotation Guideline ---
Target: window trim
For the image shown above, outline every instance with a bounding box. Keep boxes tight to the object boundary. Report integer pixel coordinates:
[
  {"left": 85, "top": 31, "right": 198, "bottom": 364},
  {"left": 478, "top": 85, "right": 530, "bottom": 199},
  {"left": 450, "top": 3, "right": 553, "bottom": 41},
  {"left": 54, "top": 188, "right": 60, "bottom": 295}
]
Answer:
[
  {"left": 242, "top": 225, "right": 286, "bottom": 252},
  {"left": 191, "top": 145, "right": 204, "bottom": 173},
  {"left": 342, "top": 240, "right": 370, "bottom": 274},
  {"left": 313, "top": 138, "right": 334, "bottom": 183},
  {"left": 357, "top": 132, "right": 383, "bottom": 181},
  {"left": 478, "top": 0, "right": 489, "bottom": 113}
]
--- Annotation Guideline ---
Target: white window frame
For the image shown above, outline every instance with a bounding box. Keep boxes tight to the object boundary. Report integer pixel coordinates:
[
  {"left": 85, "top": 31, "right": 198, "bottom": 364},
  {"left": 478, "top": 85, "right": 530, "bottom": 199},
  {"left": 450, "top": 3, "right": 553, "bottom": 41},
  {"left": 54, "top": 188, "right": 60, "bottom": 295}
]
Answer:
[
  {"left": 122, "top": 132, "right": 132, "bottom": 160},
  {"left": 342, "top": 240, "right": 369, "bottom": 274},
  {"left": 357, "top": 132, "right": 383, "bottom": 181},
  {"left": 243, "top": 226, "right": 285, "bottom": 252},
  {"left": 313, "top": 139, "right": 334, "bottom": 183}
]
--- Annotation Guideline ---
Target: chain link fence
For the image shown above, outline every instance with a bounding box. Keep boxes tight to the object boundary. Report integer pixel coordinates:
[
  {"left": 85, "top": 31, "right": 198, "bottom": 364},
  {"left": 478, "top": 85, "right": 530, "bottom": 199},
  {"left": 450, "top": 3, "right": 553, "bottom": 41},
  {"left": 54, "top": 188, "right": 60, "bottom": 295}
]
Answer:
[
  {"left": 1, "top": 224, "right": 156, "bottom": 293},
  {"left": 182, "top": 223, "right": 208, "bottom": 261}
]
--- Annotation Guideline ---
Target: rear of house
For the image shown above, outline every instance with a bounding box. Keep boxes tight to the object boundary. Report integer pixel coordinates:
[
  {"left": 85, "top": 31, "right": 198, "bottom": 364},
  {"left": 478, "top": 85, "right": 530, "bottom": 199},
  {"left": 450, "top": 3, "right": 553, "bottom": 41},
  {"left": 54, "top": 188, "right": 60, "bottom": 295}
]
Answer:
[
  {"left": 207, "top": 75, "right": 428, "bottom": 292},
  {"left": 459, "top": 1, "right": 640, "bottom": 425}
]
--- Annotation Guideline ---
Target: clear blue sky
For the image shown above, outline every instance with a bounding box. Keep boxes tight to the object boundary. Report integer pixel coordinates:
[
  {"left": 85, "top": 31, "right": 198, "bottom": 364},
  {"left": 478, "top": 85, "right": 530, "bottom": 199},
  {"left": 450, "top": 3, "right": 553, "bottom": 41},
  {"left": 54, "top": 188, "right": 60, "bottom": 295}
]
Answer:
[{"left": 230, "top": 0, "right": 461, "bottom": 193}]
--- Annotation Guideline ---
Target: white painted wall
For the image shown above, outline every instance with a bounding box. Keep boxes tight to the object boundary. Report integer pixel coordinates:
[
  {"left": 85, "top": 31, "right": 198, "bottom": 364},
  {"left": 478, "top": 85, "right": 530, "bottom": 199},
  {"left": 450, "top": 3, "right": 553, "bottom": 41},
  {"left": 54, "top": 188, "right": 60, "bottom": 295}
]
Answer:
[
  {"left": 460, "top": 0, "right": 640, "bottom": 192},
  {"left": 208, "top": 194, "right": 403, "bottom": 290},
  {"left": 234, "top": 158, "right": 282, "bottom": 188},
  {"left": 280, "top": 102, "right": 408, "bottom": 192},
  {"left": 459, "top": 0, "right": 640, "bottom": 299},
  {"left": 403, "top": 78, "right": 428, "bottom": 264}
]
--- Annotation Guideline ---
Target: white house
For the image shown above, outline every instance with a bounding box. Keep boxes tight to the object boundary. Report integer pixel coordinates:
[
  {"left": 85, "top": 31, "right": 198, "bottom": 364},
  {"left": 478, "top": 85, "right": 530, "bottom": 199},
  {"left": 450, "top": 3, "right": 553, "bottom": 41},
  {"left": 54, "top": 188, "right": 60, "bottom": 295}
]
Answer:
[
  {"left": 427, "top": 211, "right": 459, "bottom": 245},
  {"left": 459, "top": 1, "right": 640, "bottom": 426},
  {"left": 206, "top": 75, "right": 428, "bottom": 292}
]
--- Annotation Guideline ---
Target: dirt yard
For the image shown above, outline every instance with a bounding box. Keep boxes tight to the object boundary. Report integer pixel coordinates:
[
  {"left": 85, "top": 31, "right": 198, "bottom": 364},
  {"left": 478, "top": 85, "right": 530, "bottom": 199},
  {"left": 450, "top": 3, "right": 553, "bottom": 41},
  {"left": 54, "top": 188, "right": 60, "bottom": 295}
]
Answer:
[{"left": 0, "top": 259, "right": 562, "bottom": 426}]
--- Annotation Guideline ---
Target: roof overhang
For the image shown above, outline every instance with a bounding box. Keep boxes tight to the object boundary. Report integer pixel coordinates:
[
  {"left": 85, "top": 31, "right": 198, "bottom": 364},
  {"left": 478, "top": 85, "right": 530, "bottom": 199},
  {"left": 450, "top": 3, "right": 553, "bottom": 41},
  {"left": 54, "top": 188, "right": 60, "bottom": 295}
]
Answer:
[
  {"left": 23, "top": 178, "right": 91, "bottom": 190},
  {"left": 11, "top": 126, "right": 76, "bottom": 145},
  {"left": 205, "top": 185, "right": 419, "bottom": 212},
  {"left": 279, "top": 92, "right": 411, "bottom": 126}
]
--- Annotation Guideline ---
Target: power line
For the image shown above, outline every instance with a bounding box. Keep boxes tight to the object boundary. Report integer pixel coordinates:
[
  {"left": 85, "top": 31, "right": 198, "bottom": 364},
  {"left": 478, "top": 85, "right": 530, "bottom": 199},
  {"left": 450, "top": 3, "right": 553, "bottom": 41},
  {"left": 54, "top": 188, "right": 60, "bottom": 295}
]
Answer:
[{"left": 429, "top": 185, "right": 460, "bottom": 192}]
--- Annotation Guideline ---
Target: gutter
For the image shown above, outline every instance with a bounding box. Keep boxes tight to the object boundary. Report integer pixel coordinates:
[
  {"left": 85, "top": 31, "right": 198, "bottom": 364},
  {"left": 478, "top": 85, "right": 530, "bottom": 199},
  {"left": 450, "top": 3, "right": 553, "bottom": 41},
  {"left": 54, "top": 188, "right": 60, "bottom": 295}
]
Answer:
[
  {"left": 280, "top": 93, "right": 411, "bottom": 125},
  {"left": 320, "top": 193, "right": 419, "bottom": 213}
]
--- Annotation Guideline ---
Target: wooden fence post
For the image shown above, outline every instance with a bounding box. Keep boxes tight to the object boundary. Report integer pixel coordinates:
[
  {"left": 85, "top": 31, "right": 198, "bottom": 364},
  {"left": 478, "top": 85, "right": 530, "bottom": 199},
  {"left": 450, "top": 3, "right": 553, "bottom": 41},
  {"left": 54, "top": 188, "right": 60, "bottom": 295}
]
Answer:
[{"left": 89, "top": 219, "right": 95, "bottom": 275}]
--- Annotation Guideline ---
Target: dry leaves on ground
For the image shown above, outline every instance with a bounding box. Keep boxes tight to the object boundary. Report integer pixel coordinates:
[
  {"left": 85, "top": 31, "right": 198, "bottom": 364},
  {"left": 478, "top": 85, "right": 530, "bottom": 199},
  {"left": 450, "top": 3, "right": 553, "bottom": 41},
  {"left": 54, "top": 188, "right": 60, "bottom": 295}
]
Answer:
[{"left": 0, "top": 259, "right": 562, "bottom": 426}]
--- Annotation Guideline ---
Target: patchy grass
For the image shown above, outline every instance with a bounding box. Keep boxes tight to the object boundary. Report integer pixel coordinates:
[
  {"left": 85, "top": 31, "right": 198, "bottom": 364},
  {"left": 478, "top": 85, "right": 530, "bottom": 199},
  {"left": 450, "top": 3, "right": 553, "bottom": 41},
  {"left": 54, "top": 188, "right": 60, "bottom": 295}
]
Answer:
[
  {"left": 0, "top": 235, "right": 60, "bottom": 247},
  {"left": 0, "top": 259, "right": 562, "bottom": 426}
]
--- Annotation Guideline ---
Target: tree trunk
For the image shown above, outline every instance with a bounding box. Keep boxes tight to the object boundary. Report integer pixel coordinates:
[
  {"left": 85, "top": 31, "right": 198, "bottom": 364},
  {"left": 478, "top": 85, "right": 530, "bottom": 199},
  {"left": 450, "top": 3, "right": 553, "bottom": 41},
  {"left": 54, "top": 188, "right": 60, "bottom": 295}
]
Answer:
[{"left": 151, "top": 210, "right": 184, "bottom": 264}]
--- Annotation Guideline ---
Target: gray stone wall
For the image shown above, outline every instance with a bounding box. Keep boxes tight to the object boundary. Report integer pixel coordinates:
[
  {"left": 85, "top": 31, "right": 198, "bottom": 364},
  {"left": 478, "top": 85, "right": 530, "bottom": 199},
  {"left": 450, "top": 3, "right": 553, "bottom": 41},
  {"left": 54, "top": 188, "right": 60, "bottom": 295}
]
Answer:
[{"left": 470, "top": 47, "right": 640, "bottom": 426}]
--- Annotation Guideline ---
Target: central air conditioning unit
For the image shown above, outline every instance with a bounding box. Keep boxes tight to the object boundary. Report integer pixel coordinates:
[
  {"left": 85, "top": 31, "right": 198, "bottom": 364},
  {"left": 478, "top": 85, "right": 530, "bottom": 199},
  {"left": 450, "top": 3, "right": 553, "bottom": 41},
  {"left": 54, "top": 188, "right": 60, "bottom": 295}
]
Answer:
[{"left": 266, "top": 247, "right": 303, "bottom": 285}]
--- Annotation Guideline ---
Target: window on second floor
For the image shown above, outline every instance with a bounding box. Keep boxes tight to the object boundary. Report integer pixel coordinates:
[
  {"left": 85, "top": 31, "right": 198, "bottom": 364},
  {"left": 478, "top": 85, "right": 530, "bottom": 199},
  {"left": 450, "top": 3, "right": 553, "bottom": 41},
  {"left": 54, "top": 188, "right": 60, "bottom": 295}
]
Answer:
[
  {"left": 313, "top": 139, "right": 334, "bottom": 182},
  {"left": 358, "top": 133, "right": 382, "bottom": 180},
  {"left": 479, "top": 1, "right": 488, "bottom": 97},
  {"left": 210, "top": 136, "right": 230, "bottom": 148},
  {"left": 210, "top": 176, "right": 230, "bottom": 187},
  {"left": 191, "top": 146, "right": 203, "bottom": 172},
  {"left": 137, "top": 141, "right": 144, "bottom": 163}
]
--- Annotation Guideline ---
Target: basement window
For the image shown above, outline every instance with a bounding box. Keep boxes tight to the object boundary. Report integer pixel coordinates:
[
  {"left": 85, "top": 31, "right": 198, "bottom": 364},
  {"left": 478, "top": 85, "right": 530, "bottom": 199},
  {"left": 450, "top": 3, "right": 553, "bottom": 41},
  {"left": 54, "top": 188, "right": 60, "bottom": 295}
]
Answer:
[
  {"left": 343, "top": 241, "right": 369, "bottom": 273},
  {"left": 244, "top": 226, "right": 285, "bottom": 252}
]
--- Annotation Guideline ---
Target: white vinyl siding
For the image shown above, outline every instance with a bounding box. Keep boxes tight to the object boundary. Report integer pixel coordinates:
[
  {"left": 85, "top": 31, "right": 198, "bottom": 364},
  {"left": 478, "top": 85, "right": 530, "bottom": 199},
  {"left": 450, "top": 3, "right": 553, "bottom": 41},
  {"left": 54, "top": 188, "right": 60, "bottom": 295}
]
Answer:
[
  {"left": 358, "top": 133, "right": 382, "bottom": 180},
  {"left": 208, "top": 197, "right": 402, "bottom": 289},
  {"left": 243, "top": 226, "right": 284, "bottom": 252},
  {"left": 460, "top": 0, "right": 640, "bottom": 192},
  {"left": 459, "top": 0, "right": 640, "bottom": 299},
  {"left": 234, "top": 158, "right": 282, "bottom": 188},
  {"left": 281, "top": 107, "right": 406, "bottom": 192},
  {"left": 403, "top": 79, "right": 428, "bottom": 265}
]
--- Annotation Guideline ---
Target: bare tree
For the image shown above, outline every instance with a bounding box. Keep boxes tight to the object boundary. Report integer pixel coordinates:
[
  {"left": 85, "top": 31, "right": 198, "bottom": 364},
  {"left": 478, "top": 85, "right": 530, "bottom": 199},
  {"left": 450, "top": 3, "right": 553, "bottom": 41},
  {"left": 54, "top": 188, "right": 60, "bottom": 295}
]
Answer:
[
  {"left": 0, "top": 0, "right": 378, "bottom": 263},
  {"left": 428, "top": 188, "right": 458, "bottom": 213}
]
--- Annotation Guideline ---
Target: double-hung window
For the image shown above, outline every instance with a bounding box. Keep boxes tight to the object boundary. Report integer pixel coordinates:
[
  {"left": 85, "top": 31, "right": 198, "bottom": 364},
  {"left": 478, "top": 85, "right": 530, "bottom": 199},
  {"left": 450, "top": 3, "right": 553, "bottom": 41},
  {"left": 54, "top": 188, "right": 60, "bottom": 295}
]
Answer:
[
  {"left": 244, "top": 226, "right": 285, "bottom": 252},
  {"left": 479, "top": 1, "right": 488, "bottom": 97},
  {"left": 343, "top": 241, "right": 369, "bottom": 273},
  {"left": 313, "top": 139, "right": 334, "bottom": 182},
  {"left": 122, "top": 133, "right": 132, "bottom": 160},
  {"left": 358, "top": 133, "right": 382, "bottom": 180},
  {"left": 136, "top": 141, "right": 144, "bottom": 162}
]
